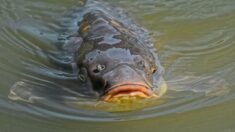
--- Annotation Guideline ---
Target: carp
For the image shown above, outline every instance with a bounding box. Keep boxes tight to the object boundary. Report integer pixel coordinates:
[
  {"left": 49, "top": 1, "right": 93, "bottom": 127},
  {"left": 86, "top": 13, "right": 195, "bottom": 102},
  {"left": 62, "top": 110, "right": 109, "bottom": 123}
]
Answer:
[{"left": 64, "top": 2, "right": 167, "bottom": 103}]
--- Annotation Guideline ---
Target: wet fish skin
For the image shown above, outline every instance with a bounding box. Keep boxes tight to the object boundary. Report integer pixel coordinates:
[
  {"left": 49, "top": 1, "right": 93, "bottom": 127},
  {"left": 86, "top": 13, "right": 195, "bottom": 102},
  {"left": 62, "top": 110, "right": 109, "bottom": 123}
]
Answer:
[{"left": 68, "top": 4, "right": 164, "bottom": 100}]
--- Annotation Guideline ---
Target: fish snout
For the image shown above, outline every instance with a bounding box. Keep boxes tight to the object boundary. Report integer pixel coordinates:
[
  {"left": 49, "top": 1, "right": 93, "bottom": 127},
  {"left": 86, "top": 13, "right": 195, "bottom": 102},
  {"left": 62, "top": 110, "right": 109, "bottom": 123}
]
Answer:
[
  {"left": 101, "top": 82, "right": 156, "bottom": 102},
  {"left": 101, "top": 65, "right": 156, "bottom": 102}
]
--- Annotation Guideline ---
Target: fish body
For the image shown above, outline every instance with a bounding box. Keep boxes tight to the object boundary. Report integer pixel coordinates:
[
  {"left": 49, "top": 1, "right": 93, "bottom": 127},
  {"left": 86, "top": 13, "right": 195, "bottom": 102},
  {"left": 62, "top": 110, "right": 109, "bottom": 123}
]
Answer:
[{"left": 65, "top": 2, "right": 166, "bottom": 102}]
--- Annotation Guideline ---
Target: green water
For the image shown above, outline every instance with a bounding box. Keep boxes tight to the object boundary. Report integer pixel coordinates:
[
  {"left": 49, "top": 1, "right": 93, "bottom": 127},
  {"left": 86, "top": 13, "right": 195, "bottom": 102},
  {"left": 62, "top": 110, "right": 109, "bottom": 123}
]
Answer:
[{"left": 0, "top": 0, "right": 235, "bottom": 131}]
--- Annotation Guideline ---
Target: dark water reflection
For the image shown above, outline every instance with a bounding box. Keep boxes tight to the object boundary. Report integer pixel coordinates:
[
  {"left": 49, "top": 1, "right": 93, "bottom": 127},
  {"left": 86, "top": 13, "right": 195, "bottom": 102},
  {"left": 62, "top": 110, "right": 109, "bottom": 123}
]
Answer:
[{"left": 0, "top": 0, "right": 235, "bottom": 131}]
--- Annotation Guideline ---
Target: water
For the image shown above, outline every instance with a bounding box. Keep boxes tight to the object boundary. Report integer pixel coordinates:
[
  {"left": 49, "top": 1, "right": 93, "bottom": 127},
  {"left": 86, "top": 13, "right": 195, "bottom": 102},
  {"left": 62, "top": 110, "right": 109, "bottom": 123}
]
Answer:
[{"left": 0, "top": 0, "right": 235, "bottom": 131}]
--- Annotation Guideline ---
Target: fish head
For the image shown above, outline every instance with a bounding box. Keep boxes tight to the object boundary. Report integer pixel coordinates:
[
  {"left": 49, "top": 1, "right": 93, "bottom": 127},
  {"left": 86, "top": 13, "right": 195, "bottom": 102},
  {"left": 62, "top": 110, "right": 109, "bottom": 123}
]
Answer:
[{"left": 77, "top": 48, "right": 163, "bottom": 102}]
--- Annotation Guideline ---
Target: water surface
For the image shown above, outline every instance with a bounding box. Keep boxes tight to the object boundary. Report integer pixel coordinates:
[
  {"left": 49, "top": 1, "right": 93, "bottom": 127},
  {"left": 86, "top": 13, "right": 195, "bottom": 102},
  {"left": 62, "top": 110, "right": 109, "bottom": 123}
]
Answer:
[{"left": 0, "top": 0, "right": 235, "bottom": 131}]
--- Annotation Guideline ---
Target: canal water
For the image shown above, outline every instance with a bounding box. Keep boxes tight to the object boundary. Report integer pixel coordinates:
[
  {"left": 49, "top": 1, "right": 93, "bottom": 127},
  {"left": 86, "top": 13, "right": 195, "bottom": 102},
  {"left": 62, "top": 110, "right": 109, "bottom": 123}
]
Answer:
[{"left": 0, "top": 0, "right": 235, "bottom": 131}]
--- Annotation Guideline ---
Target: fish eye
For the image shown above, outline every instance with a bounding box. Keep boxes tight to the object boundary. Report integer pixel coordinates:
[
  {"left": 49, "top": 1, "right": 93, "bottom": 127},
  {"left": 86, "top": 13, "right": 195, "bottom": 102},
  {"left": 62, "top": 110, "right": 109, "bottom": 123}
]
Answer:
[
  {"left": 79, "top": 74, "right": 86, "bottom": 82},
  {"left": 140, "top": 61, "right": 145, "bottom": 68},
  {"left": 78, "top": 67, "right": 87, "bottom": 82},
  {"left": 152, "top": 68, "right": 156, "bottom": 73},
  {"left": 93, "top": 64, "right": 105, "bottom": 73},
  {"left": 151, "top": 66, "right": 157, "bottom": 74}
]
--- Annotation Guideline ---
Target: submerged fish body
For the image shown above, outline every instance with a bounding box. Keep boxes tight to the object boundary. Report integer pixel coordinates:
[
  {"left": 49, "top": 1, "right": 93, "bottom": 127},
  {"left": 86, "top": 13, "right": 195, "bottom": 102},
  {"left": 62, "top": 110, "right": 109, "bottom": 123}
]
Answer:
[{"left": 65, "top": 1, "right": 166, "bottom": 103}]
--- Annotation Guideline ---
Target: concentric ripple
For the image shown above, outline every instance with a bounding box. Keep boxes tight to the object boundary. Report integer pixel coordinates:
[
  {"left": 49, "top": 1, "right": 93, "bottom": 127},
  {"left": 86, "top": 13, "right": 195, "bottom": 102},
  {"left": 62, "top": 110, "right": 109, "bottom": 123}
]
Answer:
[{"left": 0, "top": 0, "right": 234, "bottom": 123}]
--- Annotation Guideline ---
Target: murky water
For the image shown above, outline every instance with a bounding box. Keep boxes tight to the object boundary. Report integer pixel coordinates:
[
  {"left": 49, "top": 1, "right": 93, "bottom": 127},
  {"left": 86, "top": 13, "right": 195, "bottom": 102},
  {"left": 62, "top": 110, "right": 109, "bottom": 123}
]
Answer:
[{"left": 0, "top": 0, "right": 235, "bottom": 131}]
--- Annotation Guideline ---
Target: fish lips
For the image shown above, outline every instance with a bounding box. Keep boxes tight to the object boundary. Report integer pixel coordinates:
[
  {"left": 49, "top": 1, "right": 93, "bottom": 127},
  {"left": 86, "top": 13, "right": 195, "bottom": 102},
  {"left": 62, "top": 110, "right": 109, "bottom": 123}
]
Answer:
[{"left": 101, "top": 82, "right": 156, "bottom": 102}]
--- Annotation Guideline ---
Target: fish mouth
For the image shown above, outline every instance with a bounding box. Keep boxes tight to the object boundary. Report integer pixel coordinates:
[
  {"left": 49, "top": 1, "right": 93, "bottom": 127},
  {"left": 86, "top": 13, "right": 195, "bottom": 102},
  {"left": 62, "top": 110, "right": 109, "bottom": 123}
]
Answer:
[{"left": 101, "top": 82, "right": 156, "bottom": 102}]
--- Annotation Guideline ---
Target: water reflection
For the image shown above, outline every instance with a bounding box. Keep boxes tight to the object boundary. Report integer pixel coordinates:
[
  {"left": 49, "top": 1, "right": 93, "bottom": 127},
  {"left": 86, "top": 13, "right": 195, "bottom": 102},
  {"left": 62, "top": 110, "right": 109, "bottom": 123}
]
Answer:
[{"left": 0, "top": 0, "right": 234, "bottom": 123}]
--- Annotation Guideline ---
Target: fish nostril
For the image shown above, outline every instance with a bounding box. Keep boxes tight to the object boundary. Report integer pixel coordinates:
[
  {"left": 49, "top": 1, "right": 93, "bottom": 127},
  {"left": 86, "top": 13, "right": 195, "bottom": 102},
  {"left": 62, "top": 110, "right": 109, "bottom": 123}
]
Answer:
[
  {"left": 92, "top": 64, "right": 106, "bottom": 73},
  {"left": 134, "top": 55, "right": 146, "bottom": 70},
  {"left": 93, "top": 69, "right": 100, "bottom": 73}
]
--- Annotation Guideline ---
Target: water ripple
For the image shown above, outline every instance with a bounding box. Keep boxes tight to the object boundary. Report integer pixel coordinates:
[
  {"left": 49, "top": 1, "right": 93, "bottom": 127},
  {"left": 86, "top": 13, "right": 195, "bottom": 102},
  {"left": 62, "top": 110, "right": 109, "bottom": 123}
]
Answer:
[{"left": 0, "top": 0, "right": 234, "bottom": 122}]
